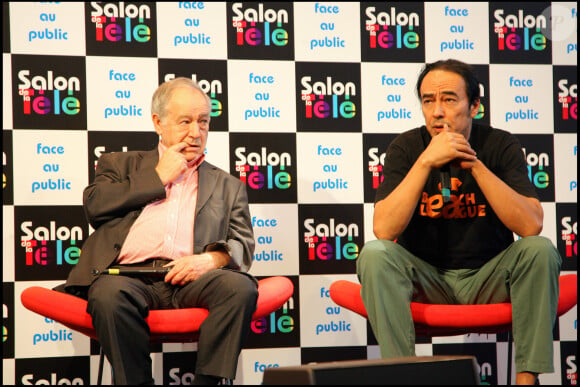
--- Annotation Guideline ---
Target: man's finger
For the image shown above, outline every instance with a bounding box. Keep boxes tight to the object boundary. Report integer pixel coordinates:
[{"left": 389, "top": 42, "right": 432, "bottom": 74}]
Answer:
[{"left": 170, "top": 142, "right": 188, "bottom": 152}]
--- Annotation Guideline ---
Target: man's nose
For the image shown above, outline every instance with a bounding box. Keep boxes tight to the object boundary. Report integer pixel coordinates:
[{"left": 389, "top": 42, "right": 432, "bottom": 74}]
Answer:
[
  {"left": 188, "top": 123, "right": 201, "bottom": 137},
  {"left": 433, "top": 101, "right": 445, "bottom": 117}
]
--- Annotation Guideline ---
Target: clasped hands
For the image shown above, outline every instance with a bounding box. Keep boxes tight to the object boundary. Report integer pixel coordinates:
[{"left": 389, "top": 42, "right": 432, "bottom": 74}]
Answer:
[{"left": 427, "top": 124, "right": 477, "bottom": 170}]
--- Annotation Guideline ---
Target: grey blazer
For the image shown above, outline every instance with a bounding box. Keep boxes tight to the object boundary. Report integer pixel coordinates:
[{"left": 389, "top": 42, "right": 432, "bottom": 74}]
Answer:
[{"left": 62, "top": 148, "right": 254, "bottom": 295}]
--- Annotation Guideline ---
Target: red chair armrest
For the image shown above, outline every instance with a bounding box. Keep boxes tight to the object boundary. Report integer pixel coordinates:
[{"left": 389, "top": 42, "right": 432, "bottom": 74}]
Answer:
[
  {"left": 21, "top": 276, "right": 296, "bottom": 340},
  {"left": 329, "top": 274, "right": 578, "bottom": 329},
  {"left": 21, "top": 286, "right": 97, "bottom": 339},
  {"left": 253, "top": 276, "right": 294, "bottom": 319}
]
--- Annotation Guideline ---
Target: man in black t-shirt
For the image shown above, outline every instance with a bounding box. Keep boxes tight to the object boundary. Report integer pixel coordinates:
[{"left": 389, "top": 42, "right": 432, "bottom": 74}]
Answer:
[{"left": 357, "top": 59, "right": 561, "bottom": 385}]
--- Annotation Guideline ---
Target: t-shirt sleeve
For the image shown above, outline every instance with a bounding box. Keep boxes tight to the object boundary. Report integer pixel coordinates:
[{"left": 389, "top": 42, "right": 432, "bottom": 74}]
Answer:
[
  {"left": 374, "top": 135, "right": 416, "bottom": 204},
  {"left": 495, "top": 134, "right": 539, "bottom": 200}
]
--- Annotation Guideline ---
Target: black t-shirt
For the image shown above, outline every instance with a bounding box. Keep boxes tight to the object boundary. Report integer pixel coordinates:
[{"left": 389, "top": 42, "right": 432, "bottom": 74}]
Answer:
[{"left": 374, "top": 124, "right": 538, "bottom": 269}]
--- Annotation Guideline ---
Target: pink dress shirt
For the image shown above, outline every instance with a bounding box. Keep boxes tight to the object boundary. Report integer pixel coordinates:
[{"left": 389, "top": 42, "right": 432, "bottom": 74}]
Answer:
[{"left": 116, "top": 143, "right": 205, "bottom": 265}]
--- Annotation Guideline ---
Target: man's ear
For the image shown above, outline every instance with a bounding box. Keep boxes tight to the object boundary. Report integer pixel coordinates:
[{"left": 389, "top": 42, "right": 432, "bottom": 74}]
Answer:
[
  {"left": 152, "top": 113, "right": 162, "bottom": 136},
  {"left": 469, "top": 99, "right": 481, "bottom": 118}
]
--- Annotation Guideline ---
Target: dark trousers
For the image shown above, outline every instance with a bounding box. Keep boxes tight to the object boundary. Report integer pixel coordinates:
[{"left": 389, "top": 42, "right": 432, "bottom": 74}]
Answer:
[{"left": 87, "top": 263, "right": 258, "bottom": 385}]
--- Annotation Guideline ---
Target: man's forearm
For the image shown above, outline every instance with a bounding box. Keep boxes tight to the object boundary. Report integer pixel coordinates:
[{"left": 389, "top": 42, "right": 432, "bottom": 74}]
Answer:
[
  {"left": 207, "top": 250, "right": 230, "bottom": 269},
  {"left": 84, "top": 160, "right": 165, "bottom": 227},
  {"left": 470, "top": 159, "right": 543, "bottom": 237}
]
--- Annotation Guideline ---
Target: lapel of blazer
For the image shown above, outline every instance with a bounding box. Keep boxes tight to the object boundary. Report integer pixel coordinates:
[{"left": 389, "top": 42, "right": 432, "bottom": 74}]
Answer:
[{"left": 196, "top": 161, "right": 218, "bottom": 215}]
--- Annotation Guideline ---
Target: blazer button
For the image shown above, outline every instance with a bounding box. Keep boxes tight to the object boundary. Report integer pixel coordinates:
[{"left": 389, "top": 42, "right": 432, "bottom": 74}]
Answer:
[{"left": 114, "top": 244, "right": 121, "bottom": 252}]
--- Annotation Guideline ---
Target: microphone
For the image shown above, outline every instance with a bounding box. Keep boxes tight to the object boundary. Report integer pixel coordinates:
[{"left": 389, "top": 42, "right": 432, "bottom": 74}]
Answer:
[
  {"left": 440, "top": 164, "right": 451, "bottom": 203},
  {"left": 99, "top": 266, "right": 171, "bottom": 277}
]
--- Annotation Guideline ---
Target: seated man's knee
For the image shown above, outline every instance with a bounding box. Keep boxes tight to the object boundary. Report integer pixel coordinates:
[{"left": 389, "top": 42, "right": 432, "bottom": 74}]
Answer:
[
  {"left": 87, "top": 277, "right": 130, "bottom": 310},
  {"left": 228, "top": 274, "right": 258, "bottom": 304},
  {"left": 357, "top": 239, "right": 397, "bottom": 275},
  {"left": 517, "top": 236, "right": 562, "bottom": 270}
]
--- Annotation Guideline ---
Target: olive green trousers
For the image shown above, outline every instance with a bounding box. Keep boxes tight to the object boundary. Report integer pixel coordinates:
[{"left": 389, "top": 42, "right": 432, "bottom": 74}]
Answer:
[{"left": 357, "top": 236, "right": 561, "bottom": 374}]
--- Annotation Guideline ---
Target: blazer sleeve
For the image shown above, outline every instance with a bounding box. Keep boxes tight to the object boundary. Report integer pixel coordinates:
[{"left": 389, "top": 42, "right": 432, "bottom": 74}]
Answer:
[
  {"left": 204, "top": 179, "right": 255, "bottom": 273},
  {"left": 83, "top": 152, "right": 166, "bottom": 229}
]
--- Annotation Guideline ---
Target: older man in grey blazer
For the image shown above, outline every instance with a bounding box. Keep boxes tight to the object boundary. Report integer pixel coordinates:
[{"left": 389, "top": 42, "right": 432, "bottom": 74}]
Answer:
[{"left": 60, "top": 77, "right": 257, "bottom": 385}]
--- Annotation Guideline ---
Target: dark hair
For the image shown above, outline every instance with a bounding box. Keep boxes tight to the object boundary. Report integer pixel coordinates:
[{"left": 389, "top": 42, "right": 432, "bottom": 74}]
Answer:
[{"left": 415, "top": 59, "right": 480, "bottom": 106}]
